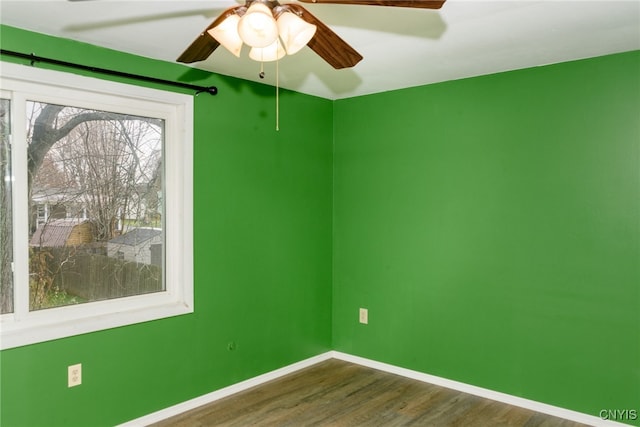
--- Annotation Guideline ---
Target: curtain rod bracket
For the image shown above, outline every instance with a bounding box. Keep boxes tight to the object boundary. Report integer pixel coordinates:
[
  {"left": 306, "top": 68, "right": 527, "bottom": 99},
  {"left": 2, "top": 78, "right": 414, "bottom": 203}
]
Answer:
[{"left": 1, "top": 49, "right": 218, "bottom": 97}]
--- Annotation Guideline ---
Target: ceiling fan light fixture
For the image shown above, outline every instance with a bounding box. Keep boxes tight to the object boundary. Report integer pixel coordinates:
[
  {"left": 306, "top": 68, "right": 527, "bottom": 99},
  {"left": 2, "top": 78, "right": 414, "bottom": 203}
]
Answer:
[
  {"left": 207, "top": 14, "right": 243, "bottom": 57},
  {"left": 238, "top": 2, "right": 279, "bottom": 48},
  {"left": 276, "top": 11, "right": 317, "bottom": 55},
  {"left": 249, "top": 39, "right": 286, "bottom": 62}
]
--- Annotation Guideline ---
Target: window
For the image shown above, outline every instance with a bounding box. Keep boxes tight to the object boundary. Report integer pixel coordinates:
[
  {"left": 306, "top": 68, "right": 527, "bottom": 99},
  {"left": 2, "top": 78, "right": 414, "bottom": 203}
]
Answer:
[{"left": 0, "top": 63, "right": 194, "bottom": 349}]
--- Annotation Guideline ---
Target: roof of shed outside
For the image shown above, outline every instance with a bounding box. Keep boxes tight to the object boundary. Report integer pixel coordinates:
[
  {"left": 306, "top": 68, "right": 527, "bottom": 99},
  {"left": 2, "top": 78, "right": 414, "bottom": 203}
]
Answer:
[{"left": 29, "top": 218, "right": 90, "bottom": 247}]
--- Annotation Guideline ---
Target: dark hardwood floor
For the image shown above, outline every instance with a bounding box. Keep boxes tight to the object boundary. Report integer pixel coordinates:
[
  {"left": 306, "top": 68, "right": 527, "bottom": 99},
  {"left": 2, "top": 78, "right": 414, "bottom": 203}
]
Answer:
[{"left": 151, "top": 359, "right": 593, "bottom": 427}]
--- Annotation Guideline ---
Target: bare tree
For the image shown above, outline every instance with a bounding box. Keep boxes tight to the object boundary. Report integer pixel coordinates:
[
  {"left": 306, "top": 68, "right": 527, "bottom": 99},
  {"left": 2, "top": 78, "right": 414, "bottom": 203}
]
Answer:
[
  {"left": 27, "top": 103, "right": 162, "bottom": 233},
  {"left": 45, "top": 114, "right": 162, "bottom": 240}
]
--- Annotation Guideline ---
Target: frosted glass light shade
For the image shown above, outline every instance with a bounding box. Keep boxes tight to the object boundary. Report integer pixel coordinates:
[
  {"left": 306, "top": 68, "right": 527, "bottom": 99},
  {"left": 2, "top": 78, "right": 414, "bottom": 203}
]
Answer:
[
  {"left": 249, "top": 39, "right": 286, "bottom": 62},
  {"left": 276, "top": 12, "right": 317, "bottom": 55},
  {"left": 207, "top": 14, "right": 242, "bottom": 57},
  {"left": 238, "top": 3, "right": 278, "bottom": 48}
]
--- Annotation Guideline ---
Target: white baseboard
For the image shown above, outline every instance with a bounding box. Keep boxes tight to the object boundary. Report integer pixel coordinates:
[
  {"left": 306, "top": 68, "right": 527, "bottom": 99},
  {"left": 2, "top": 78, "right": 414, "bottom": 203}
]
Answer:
[
  {"left": 117, "top": 352, "right": 334, "bottom": 427},
  {"left": 330, "top": 351, "right": 630, "bottom": 427},
  {"left": 120, "top": 350, "right": 632, "bottom": 427}
]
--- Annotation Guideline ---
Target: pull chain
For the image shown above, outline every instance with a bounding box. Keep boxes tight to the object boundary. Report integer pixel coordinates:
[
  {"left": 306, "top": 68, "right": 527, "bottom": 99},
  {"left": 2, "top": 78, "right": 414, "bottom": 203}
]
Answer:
[
  {"left": 256, "top": 52, "right": 279, "bottom": 131},
  {"left": 276, "top": 55, "right": 280, "bottom": 131}
]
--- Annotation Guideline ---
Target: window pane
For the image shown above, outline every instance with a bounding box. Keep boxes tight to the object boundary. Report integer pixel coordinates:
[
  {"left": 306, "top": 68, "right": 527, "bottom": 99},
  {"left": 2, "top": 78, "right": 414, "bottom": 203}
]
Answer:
[
  {"left": 1, "top": 98, "right": 13, "bottom": 314},
  {"left": 27, "top": 102, "right": 164, "bottom": 311}
]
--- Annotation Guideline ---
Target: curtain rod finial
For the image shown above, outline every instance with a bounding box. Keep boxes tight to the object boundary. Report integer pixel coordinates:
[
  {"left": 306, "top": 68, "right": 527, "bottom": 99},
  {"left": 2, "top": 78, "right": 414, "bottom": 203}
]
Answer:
[{"left": 196, "top": 86, "right": 218, "bottom": 96}]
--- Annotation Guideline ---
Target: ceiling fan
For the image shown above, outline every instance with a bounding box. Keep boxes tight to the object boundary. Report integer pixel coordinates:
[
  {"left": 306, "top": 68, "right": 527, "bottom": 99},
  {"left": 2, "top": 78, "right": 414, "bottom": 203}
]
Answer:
[{"left": 177, "top": 0, "right": 446, "bottom": 69}]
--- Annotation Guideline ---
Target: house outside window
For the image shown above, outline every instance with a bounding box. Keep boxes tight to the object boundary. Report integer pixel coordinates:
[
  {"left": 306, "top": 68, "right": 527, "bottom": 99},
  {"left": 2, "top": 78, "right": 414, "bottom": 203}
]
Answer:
[{"left": 0, "top": 63, "right": 194, "bottom": 349}]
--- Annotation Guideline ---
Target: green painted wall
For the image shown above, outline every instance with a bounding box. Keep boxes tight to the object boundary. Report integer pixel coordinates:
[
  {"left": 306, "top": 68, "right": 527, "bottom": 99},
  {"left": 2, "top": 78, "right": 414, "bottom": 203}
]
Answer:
[
  {"left": 0, "top": 26, "right": 334, "bottom": 426},
  {"left": 332, "top": 51, "right": 640, "bottom": 423}
]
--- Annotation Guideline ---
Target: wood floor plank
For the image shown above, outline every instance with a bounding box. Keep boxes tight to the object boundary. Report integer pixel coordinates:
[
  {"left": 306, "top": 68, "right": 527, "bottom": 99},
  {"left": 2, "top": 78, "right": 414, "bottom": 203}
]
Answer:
[{"left": 150, "top": 359, "right": 593, "bottom": 427}]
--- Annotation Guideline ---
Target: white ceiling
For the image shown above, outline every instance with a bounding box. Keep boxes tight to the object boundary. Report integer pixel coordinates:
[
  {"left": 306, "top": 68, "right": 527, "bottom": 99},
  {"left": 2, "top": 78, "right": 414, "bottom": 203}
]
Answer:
[{"left": 1, "top": 0, "right": 639, "bottom": 99}]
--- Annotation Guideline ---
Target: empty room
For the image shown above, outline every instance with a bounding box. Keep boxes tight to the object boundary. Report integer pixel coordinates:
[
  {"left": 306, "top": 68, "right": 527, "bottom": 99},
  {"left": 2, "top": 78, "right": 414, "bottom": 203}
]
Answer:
[{"left": 0, "top": 1, "right": 638, "bottom": 426}]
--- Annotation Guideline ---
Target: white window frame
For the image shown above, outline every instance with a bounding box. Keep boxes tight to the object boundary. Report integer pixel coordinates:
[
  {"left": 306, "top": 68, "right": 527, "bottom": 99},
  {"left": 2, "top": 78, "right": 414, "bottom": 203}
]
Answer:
[{"left": 0, "top": 62, "right": 194, "bottom": 350}]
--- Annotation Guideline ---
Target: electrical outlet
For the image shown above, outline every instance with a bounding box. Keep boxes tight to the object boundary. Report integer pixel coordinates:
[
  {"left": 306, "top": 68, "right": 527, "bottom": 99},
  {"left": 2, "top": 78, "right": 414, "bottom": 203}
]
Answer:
[
  {"left": 68, "top": 363, "right": 82, "bottom": 387},
  {"left": 359, "top": 308, "right": 368, "bottom": 324}
]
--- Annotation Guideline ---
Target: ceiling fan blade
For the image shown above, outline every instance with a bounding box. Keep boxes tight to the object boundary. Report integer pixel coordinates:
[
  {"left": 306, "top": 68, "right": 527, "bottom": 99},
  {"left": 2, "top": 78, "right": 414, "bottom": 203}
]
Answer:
[
  {"left": 297, "top": 0, "right": 445, "bottom": 8},
  {"left": 177, "top": 6, "right": 245, "bottom": 63},
  {"left": 286, "top": 4, "right": 363, "bottom": 69}
]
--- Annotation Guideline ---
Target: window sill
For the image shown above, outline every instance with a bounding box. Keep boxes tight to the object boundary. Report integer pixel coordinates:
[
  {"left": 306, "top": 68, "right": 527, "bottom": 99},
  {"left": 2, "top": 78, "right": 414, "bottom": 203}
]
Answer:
[{"left": 1, "top": 295, "right": 193, "bottom": 349}]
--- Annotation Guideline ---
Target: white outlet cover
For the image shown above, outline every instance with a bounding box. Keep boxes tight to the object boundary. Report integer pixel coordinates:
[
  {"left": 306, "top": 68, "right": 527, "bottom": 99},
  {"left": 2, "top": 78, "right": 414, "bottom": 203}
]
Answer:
[
  {"left": 359, "top": 308, "right": 368, "bottom": 324},
  {"left": 68, "top": 363, "right": 82, "bottom": 387}
]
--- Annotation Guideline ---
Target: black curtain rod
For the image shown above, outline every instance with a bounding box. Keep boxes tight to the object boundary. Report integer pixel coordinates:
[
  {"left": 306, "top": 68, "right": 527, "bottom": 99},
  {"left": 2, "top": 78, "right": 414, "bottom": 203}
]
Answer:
[{"left": 0, "top": 50, "right": 218, "bottom": 96}]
